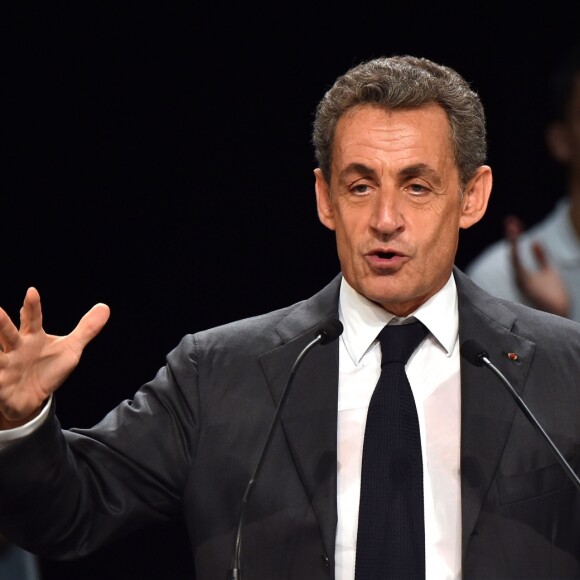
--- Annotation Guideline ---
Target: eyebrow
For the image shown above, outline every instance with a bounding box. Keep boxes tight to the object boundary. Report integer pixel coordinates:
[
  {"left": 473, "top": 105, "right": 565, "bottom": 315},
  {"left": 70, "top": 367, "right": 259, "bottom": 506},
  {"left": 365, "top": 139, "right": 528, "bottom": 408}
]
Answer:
[
  {"left": 338, "top": 162, "right": 443, "bottom": 188},
  {"left": 338, "top": 162, "right": 377, "bottom": 182},
  {"left": 399, "top": 163, "right": 443, "bottom": 188}
]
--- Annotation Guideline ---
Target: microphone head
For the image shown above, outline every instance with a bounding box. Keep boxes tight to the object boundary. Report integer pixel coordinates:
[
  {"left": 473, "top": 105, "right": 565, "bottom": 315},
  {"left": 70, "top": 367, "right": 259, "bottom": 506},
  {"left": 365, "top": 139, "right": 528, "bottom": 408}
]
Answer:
[
  {"left": 316, "top": 318, "right": 344, "bottom": 345},
  {"left": 460, "top": 339, "right": 489, "bottom": 367}
]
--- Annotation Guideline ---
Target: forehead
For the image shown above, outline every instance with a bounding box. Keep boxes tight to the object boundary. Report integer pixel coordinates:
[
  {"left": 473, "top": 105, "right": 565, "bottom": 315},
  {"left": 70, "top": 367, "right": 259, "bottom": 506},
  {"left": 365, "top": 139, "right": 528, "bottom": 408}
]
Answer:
[{"left": 332, "top": 104, "right": 454, "bottom": 171}]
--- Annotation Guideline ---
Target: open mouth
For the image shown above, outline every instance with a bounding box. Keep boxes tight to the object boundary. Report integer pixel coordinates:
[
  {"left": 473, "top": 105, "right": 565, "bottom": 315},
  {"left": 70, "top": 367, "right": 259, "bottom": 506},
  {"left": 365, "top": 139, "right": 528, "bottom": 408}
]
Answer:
[{"left": 377, "top": 251, "right": 397, "bottom": 259}]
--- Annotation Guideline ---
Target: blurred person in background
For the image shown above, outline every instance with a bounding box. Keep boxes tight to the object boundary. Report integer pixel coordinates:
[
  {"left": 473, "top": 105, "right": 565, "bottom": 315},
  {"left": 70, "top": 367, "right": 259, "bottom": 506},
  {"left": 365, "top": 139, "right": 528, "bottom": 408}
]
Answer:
[{"left": 466, "top": 45, "right": 580, "bottom": 320}]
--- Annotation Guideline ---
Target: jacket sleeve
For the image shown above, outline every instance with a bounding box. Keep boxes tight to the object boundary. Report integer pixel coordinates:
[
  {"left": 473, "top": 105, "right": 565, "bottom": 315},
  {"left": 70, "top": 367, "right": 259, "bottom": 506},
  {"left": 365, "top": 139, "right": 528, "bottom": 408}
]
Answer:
[{"left": 0, "top": 333, "right": 200, "bottom": 560}]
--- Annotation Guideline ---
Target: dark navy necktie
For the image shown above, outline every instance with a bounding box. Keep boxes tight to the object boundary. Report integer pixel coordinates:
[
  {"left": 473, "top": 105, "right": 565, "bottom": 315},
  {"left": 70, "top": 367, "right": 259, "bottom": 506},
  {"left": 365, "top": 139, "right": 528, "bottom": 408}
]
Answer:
[{"left": 355, "top": 320, "right": 428, "bottom": 580}]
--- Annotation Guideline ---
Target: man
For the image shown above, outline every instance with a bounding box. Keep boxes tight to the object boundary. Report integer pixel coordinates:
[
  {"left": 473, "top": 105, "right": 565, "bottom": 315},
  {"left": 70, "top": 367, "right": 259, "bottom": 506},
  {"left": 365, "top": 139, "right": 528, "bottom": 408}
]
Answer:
[
  {"left": 1, "top": 55, "right": 579, "bottom": 579},
  {"left": 466, "top": 46, "right": 580, "bottom": 321}
]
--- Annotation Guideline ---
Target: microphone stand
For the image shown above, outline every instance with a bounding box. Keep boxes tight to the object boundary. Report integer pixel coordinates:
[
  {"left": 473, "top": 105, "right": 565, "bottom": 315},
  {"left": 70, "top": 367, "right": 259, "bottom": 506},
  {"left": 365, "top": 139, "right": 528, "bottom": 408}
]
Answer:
[
  {"left": 475, "top": 349, "right": 580, "bottom": 491},
  {"left": 227, "top": 321, "right": 342, "bottom": 579}
]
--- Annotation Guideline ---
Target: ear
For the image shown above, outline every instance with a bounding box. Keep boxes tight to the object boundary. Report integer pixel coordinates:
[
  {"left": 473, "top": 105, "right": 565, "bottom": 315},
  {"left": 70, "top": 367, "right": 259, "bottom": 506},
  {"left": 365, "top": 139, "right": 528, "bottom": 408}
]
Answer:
[
  {"left": 314, "top": 168, "right": 336, "bottom": 231},
  {"left": 545, "top": 122, "right": 571, "bottom": 163},
  {"left": 459, "top": 165, "right": 492, "bottom": 230}
]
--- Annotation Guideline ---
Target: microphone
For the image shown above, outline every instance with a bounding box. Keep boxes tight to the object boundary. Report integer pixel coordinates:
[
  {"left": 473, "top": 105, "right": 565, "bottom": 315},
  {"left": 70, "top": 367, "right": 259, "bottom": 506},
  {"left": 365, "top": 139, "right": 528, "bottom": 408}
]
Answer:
[
  {"left": 227, "top": 317, "right": 344, "bottom": 579},
  {"left": 461, "top": 339, "right": 580, "bottom": 491}
]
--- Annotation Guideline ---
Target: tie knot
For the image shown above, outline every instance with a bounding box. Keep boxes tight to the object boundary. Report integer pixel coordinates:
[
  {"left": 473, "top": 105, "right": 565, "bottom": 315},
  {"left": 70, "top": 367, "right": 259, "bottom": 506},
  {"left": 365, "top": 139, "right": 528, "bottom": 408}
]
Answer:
[{"left": 377, "top": 320, "right": 428, "bottom": 366}]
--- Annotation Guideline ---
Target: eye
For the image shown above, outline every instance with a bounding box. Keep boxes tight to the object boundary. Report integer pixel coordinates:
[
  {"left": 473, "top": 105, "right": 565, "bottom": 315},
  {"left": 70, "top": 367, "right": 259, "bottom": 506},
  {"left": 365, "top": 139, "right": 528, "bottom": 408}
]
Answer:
[
  {"left": 405, "top": 182, "right": 431, "bottom": 196},
  {"left": 350, "top": 182, "right": 372, "bottom": 197}
]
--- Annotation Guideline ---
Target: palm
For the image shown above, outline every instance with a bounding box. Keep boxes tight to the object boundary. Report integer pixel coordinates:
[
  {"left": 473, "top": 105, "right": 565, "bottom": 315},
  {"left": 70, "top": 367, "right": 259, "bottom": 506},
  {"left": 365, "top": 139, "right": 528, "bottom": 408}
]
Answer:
[
  {"left": 0, "top": 288, "right": 110, "bottom": 426},
  {"left": 505, "top": 215, "right": 570, "bottom": 318},
  {"left": 514, "top": 242, "right": 570, "bottom": 317}
]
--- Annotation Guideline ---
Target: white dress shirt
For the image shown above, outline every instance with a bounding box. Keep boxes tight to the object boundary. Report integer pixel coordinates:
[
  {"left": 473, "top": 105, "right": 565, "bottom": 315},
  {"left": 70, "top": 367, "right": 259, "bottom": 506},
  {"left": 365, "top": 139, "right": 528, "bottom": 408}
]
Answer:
[{"left": 335, "top": 273, "right": 461, "bottom": 580}]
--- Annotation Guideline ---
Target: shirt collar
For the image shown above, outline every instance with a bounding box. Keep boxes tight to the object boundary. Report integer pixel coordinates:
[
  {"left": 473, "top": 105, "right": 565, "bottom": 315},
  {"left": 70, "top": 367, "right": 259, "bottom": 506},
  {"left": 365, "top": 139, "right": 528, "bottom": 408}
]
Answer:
[{"left": 338, "top": 273, "right": 458, "bottom": 365}]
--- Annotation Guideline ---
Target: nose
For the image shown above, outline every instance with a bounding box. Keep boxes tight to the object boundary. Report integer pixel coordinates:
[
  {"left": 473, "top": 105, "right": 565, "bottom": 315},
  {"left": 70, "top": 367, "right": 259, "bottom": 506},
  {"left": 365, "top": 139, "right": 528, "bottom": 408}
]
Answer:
[{"left": 370, "top": 189, "right": 403, "bottom": 236}]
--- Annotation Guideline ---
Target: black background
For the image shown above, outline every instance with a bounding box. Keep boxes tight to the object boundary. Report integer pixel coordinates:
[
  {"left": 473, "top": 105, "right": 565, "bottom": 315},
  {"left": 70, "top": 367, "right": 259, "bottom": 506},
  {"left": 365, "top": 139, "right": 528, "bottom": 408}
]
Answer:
[{"left": 2, "top": 2, "right": 579, "bottom": 578}]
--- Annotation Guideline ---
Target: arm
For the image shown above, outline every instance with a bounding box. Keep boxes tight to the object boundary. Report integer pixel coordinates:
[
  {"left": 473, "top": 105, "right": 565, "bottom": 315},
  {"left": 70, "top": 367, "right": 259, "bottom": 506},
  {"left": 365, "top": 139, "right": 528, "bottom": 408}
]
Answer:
[
  {"left": 0, "top": 287, "right": 110, "bottom": 429},
  {"left": 505, "top": 215, "right": 570, "bottom": 318},
  {"left": 0, "top": 331, "right": 199, "bottom": 559}
]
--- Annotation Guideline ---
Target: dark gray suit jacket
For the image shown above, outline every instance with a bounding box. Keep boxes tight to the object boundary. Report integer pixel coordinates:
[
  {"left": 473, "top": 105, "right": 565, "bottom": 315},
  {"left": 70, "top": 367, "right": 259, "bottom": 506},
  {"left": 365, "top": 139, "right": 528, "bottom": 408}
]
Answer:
[{"left": 1, "top": 268, "right": 580, "bottom": 579}]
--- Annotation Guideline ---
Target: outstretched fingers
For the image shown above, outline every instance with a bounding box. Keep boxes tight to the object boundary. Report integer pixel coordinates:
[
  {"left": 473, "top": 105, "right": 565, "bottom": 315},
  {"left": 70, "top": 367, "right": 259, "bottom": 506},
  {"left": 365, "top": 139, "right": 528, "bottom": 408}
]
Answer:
[
  {"left": 531, "top": 241, "right": 549, "bottom": 269},
  {"left": 0, "top": 292, "right": 111, "bottom": 425},
  {"left": 19, "top": 287, "right": 43, "bottom": 334},
  {"left": 0, "top": 307, "right": 20, "bottom": 354},
  {"left": 68, "top": 303, "right": 111, "bottom": 353},
  {"left": 504, "top": 215, "right": 525, "bottom": 278},
  {"left": 0, "top": 288, "right": 40, "bottom": 352}
]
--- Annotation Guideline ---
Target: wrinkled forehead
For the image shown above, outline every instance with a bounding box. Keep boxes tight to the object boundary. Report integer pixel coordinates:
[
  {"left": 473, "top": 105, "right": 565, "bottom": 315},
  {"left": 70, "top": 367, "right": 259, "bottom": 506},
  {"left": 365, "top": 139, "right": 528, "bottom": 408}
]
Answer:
[{"left": 331, "top": 104, "right": 455, "bottom": 170}]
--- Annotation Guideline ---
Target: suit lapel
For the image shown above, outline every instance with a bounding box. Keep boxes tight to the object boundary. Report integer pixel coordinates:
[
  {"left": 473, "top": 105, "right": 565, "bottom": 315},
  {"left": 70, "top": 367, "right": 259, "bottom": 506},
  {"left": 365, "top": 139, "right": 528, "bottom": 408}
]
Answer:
[
  {"left": 259, "top": 276, "right": 341, "bottom": 561},
  {"left": 455, "top": 269, "right": 536, "bottom": 558}
]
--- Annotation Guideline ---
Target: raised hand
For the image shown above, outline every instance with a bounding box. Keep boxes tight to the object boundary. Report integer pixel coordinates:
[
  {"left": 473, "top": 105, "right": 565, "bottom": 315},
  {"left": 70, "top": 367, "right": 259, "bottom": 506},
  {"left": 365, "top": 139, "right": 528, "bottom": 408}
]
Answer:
[
  {"left": 505, "top": 215, "right": 570, "bottom": 318},
  {"left": 0, "top": 287, "right": 110, "bottom": 429}
]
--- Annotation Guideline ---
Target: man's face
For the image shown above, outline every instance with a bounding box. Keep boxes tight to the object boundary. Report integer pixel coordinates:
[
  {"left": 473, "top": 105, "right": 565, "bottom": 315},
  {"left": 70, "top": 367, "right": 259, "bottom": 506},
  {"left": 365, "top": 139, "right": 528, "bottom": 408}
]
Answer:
[{"left": 315, "top": 104, "right": 490, "bottom": 316}]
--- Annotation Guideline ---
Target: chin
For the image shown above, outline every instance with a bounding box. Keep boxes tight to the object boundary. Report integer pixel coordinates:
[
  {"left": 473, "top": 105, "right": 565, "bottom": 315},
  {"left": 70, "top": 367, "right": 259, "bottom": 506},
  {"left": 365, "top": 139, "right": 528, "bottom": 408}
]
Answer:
[
  {"left": 362, "top": 285, "right": 406, "bottom": 307},
  {"left": 359, "top": 279, "right": 419, "bottom": 311}
]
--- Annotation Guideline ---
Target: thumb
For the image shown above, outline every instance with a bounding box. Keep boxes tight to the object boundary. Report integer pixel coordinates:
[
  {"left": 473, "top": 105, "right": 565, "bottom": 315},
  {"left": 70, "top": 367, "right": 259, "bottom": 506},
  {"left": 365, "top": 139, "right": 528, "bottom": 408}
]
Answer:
[{"left": 69, "top": 303, "right": 111, "bottom": 350}]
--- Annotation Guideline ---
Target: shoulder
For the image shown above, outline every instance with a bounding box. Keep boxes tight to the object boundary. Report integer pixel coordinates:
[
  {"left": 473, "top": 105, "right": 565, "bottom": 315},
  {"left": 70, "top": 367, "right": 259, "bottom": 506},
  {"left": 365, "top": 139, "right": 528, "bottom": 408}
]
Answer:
[
  {"left": 465, "top": 238, "right": 511, "bottom": 278},
  {"left": 463, "top": 239, "right": 520, "bottom": 301},
  {"left": 455, "top": 267, "right": 580, "bottom": 348},
  {"left": 169, "top": 274, "right": 342, "bottom": 360}
]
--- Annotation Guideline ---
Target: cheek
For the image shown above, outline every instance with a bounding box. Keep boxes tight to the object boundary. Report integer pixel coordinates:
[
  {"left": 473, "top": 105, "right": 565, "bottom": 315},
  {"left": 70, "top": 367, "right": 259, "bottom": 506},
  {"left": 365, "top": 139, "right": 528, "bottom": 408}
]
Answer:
[
  {"left": 333, "top": 209, "right": 364, "bottom": 246},
  {"left": 334, "top": 226, "right": 357, "bottom": 263},
  {"left": 418, "top": 213, "right": 460, "bottom": 261},
  {"left": 333, "top": 214, "right": 368, "bottom": 270}
]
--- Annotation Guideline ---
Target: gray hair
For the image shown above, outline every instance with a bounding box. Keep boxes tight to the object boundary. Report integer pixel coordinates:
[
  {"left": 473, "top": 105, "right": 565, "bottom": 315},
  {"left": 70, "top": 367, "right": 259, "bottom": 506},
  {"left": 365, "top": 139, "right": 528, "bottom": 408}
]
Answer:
[{"left": 312, "top": 55, "right": 487, "bottom": 188}]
